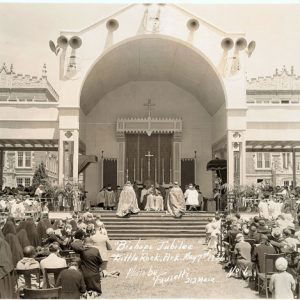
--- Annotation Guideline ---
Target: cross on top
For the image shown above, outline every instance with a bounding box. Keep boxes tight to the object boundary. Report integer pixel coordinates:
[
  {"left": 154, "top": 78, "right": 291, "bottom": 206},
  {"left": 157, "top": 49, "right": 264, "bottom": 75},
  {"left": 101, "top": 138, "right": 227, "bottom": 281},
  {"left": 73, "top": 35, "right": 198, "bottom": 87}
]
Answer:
[{"left": 144, "top": 98, "right": 155, "bottom": 118}]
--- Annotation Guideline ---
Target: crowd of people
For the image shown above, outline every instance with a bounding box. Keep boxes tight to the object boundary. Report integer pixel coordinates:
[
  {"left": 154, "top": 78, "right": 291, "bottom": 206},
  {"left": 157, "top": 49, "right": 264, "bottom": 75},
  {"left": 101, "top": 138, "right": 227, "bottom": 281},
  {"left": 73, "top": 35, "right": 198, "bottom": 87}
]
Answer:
[
  {"left": 205, "top": 190, "right": 300, "bottom": 298},
  {"left": 0, "top": 211, "right": 117, "bottom": 299}
]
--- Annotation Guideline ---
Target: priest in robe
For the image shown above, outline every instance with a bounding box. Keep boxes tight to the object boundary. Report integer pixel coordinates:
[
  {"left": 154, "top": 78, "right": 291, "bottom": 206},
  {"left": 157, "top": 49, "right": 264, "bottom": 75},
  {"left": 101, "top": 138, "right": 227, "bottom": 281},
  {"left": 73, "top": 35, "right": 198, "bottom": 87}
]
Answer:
[
  {"left": 116, "top": 182, "right": 140, "bottom": 217},
  {"left": 166, "top": 182, "right": 186, "bottom": 218},
  {"left": 104, "top": 186, "right": 116, "bottom": 210},
  {"left": 139, "top": 185, "right": 148, "bottom": 210}
]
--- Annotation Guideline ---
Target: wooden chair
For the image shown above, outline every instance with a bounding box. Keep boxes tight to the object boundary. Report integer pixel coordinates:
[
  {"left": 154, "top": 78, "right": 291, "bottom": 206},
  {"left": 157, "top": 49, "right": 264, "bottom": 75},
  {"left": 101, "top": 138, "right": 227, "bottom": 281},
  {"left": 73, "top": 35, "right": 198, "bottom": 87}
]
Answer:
[
  {"left": 15, "top": 268, "right": 41, "bottom": 289},
  {"left": 256, "top": 253, "right": 285, "bottom": 298},
  {"left": 23, "top": 287, "right": 62, "bottom": 299},
  {"left": 44, "top": 267, "right": 68, "bottom": 288}
]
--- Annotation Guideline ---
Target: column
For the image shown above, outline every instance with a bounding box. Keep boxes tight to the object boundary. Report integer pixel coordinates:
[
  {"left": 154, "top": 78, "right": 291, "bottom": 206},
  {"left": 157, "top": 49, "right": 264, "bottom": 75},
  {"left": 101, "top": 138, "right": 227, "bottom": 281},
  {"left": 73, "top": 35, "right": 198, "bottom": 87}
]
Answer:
[
  {"left": 173, "top": 133, "right": 182, "bottom": 184},
  {"left": 293, "top": 148, "right": 296, "bottom": 188},
  {"left": 227, "top": 130, "right": 246, "bottom": 187},
  {"left": 0, "top": 150, "right": 3, "bottom": 189},
  {"left": 72, "top": 130, "right": 79, "bottom": 184},
  {"left": 58, "top": 131, "right": 64, "bottom": 186},
  {"left": 116, "top": 133, "right": 125, "bottom": 185},
  {"left": 58, "top": 129, "right": 79, "bottom": 186}
]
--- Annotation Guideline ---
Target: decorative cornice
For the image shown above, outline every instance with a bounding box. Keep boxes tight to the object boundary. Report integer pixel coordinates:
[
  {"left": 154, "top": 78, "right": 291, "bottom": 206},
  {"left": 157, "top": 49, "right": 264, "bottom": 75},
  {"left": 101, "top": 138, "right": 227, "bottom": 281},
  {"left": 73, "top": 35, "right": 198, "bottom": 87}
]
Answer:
[{"left": 116, "top": 116, "right": 182, "bottom": 136}]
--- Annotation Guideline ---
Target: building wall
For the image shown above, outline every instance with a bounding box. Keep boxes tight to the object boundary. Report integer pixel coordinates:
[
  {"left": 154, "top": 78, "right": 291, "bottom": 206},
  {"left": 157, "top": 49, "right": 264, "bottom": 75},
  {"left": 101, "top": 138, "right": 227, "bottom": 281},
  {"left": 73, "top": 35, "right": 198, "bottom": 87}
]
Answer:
[
  {"left": 83, "top": 80, "right": 215, "bottom": 201},
  {"left": 2, "top": 151, "right": 58, "bottom": 188},
  {"left": 245, "top": 151, "right": 300, "bottom": 186}
]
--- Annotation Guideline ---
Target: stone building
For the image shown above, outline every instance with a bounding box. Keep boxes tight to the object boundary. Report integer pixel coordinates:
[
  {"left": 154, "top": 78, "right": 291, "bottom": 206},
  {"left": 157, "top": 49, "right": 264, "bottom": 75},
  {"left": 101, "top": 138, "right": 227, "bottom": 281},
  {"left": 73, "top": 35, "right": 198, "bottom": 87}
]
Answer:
[
  {"left": 0, "top": 63, "right": 59, "bottom": 188},
  {"left": 245, "top": 66, "right": 300, "bottom": 187}
]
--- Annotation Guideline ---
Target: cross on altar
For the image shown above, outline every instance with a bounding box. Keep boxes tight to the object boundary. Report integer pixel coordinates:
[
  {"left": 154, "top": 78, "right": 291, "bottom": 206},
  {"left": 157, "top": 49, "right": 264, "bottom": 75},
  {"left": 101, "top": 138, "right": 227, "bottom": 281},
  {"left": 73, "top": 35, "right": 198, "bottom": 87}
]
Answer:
[
  {"left": 145, "top": 151, "right": 154, "bottom": 179},
  {"left": 144, "top": 98, "right": 155, "bottom": 118}
]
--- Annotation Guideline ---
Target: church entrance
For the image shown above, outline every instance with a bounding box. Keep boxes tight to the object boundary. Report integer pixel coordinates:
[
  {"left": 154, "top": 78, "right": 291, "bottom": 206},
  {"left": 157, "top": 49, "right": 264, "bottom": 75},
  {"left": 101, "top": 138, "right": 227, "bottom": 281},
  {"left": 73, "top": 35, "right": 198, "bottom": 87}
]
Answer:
[{"left": 125, "top": 133, "right": 172, "bottom": 185}]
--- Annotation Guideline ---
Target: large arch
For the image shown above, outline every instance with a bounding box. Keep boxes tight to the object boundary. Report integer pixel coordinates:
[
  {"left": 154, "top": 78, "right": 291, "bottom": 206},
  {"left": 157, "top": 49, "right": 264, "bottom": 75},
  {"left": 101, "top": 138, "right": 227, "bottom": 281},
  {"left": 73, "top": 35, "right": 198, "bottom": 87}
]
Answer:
[
  {"left": 79, "top": 34, "right": 228, "bottom": 200},
  {"left": 80, "top": 34, "right": 227, "bottom": 115}
]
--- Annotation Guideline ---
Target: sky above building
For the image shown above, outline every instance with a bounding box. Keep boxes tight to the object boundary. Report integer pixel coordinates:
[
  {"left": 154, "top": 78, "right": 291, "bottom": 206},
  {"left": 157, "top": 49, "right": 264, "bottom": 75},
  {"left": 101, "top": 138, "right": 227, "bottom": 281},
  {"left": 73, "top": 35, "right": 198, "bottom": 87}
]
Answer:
[{"left": 0, "top": 3, "right": 300, "bottom": 91}]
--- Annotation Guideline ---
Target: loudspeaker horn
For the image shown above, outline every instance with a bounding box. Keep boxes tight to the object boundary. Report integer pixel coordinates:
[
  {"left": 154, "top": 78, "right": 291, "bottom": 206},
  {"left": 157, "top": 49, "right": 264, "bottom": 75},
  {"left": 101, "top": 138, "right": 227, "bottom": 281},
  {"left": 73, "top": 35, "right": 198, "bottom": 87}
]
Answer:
[
  {"left": 246, "top": 40, "right": 256, "bottom": 57},
  {"left": 235, "top": 37, "right": 247, "bottom": 51},
  {"left": 69, "top": 36, "right": 82, "bottom": 49},
  {"left": 187, "top": 19, "right": 199, "bottom": 31},
  {"left": 221, "top": 37, "right": 234, "bottom": 51},
  {"left": 57, "top": 35, "right": 68, "bottom": 49},
  {"left": 106, "top": 19, "right": 119, "bottom": 31}
]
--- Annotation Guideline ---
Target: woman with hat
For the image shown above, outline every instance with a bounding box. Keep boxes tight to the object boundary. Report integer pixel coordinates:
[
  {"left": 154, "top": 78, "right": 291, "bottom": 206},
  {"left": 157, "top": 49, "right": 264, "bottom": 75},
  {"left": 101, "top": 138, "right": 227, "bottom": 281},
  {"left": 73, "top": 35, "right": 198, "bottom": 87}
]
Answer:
[{"left": 269, "top": 257, "right": 295, "bottom": 298}]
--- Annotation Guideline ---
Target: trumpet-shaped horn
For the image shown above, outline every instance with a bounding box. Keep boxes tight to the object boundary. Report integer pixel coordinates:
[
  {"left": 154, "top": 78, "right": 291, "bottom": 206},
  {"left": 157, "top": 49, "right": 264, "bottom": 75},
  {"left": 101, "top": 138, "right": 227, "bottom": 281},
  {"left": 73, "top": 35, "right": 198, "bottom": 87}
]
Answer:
[
  {"left": 221, "top": 37, "right": 234, "bottom": 51},
  {"left": 106, "top": 19, "right": 119, "bottom": 31},
  {"left": 235, "top": 37, "right": 247, "bottom": 51},
  {"left": 69, "top": 36, "right": 82, "bottom": 49},
  {"left": 247, "top": 40, "right": 256, "bottom": 57},
  {"left": 187, "top": 19, "right": 199, "bottom": 31},
  {"left": 57, "top": 35, "right": 68, "bottom": 49}
]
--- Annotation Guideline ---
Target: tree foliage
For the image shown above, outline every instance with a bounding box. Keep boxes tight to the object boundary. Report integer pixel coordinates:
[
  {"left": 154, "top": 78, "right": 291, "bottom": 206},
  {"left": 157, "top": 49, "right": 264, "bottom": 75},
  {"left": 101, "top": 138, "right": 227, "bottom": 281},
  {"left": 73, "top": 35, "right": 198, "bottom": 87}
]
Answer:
[{"left": 32, "top": 162, "right": 50, "bottom": 189}]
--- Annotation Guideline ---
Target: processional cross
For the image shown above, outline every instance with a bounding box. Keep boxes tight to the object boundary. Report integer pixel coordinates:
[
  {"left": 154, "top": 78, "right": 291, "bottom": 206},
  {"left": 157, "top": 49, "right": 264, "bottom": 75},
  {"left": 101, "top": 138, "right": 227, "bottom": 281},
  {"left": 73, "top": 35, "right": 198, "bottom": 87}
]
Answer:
[
  {"left": 144, "top": 98, "right": 155, "bottom": 118},
  {"left": 145, "top": 151, "right": 154, "bottom": 179}
]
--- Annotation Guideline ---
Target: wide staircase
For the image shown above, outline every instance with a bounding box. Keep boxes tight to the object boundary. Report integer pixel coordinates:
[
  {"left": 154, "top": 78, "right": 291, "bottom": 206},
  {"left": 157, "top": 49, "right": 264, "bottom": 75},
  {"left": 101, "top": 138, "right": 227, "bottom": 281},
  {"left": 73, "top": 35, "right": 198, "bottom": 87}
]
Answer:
[{"left": 92, "top": 210, "right": 215, "bottom": 239}]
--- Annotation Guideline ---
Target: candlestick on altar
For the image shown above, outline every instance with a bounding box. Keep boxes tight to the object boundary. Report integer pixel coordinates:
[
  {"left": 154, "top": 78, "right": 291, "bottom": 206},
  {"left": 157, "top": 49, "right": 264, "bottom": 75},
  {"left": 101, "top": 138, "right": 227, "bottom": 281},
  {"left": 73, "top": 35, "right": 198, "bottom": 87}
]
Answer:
[
  {"left": 162, "top": 157, "right": 165, "bottom": 184},
  {"left": 154, "top": 158, "right": 157, "bottom": 185},
  {"left": 133, "top": 158, "right": 136, "bottom": 182},
  {"left": 170, "top": 158, "right": 172, "bottom": 183},
  {"left": 126, "top": 158, "right": 129, "bottom": 182},
  {"left": 141, "top": 158, "right": 143, "bottom": 182}
]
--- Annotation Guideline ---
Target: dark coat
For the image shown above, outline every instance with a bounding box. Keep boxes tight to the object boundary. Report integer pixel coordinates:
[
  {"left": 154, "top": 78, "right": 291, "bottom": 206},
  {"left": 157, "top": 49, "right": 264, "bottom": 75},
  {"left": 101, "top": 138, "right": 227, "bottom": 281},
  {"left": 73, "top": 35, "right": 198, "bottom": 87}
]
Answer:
[
  {"left": 79, "top": 246, "right": 103, "bottom": 294},
  {"left": 56, "top": 268, "right": 86, "bottom": 299}
]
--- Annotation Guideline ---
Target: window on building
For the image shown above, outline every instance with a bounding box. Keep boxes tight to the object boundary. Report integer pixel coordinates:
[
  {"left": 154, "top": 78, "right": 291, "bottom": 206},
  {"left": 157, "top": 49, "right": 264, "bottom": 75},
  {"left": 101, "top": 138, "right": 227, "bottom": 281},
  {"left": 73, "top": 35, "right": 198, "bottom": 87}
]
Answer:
[
  {"left": 256, "top": 152, "right": 271, "bottom": 169},
  {"left": 264, "top": 153, "right": 270, "bottom": 168},
  {"left": 17, "top": 152, "right": 23, "bottom": 167},
  {"left": 282, "top": 153, "right": 291, "bottom": 169},
  {"left": 24, "top": 178, "right": 31, "bottom": 187},
  {"left": 16, "top": 151, "right": 31, "bottom": 167},
  {"left": 16, "top": 178, "right": 23, "bottom": 186},
  {"left": 25, "top": 152, "right": 31, "bottom": 167}
]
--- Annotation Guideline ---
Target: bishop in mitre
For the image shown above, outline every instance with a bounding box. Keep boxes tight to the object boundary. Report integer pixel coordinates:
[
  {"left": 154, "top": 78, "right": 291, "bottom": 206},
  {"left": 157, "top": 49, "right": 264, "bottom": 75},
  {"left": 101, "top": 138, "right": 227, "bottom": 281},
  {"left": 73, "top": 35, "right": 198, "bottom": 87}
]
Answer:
[
  {"left": 116, "top": 181, "right": 140, "bottom": 217},
  {"left": 166, "top": 182, "right": 186, "bottom": 218}
]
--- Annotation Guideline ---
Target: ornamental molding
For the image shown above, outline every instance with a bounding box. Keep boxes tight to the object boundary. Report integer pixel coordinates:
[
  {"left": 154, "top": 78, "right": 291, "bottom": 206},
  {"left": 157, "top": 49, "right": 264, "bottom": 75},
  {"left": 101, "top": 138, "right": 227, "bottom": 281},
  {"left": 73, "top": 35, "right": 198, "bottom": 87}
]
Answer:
[{"left": 116, "top": 117, "right": 182, "bottom": 136}]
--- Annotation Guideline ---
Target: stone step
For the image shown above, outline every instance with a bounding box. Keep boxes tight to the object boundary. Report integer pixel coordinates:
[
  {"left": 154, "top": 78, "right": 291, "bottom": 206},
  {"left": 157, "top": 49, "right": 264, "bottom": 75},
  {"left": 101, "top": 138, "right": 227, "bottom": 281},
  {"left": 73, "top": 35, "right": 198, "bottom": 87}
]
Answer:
[
  {"left": 103, "top": 222, "right": 207, "bottom": 226},
  {"left": 106, "top": 224, "right": 205, "bottom": 229},
  {"left": 101, "top": 217, "right": 212, "bottom": 221},
  {"left": 108, "top": 233, "right": 206, "bottom": 239}
]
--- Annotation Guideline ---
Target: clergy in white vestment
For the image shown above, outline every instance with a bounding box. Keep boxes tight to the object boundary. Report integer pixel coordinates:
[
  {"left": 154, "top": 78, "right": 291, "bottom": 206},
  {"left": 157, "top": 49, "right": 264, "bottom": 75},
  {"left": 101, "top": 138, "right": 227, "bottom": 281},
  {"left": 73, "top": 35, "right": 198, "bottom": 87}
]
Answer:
[
  {"left": 116, "top": 182, "right": 140, "bottom": 217},
  {"left": 258, "top": 198, "right": 269, "bottom": 219},
  {"left": 184, "top": 184, "right": 199, "bottom": 210},
  {"left": 155, "top": 192, "right": 164, "bottom": 211},
  {"left": 145, "top": 192, "right": 155, "bottom": 211},
  {"left": 167, "top": 182, "right": 186, "bottom": 218},
  {"left": 268, "top": 196, "right": 277, "bottom": 219},
  {"left": 274, "top": 199, "right": 283, "bottom": 219}
]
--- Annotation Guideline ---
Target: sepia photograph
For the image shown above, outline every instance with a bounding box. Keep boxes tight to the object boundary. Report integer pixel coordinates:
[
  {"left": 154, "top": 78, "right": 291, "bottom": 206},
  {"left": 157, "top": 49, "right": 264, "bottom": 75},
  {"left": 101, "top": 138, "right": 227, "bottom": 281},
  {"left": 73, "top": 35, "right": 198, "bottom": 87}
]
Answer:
[{"left": 1, "top": 0, "right": 300, "bottom": 298}]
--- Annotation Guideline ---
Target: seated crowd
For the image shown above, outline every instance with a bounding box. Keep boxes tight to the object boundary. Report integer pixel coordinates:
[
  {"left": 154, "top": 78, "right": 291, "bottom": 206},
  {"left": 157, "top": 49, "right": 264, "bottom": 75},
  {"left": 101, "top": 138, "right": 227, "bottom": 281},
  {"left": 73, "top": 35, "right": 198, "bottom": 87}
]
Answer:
[
  {"left": 0, "top": 210, "right": 116, "bottom": 299},
  {"left": 205, "top": 192, "right": 300, "bottom": 298}
]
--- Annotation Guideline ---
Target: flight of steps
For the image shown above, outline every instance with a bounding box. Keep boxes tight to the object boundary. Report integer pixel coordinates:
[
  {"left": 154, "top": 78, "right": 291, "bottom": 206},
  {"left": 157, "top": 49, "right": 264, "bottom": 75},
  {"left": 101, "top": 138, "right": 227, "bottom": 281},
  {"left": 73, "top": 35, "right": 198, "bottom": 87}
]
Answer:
[{"left": 92, "top": 210, "right": 215, "bottom": 240}]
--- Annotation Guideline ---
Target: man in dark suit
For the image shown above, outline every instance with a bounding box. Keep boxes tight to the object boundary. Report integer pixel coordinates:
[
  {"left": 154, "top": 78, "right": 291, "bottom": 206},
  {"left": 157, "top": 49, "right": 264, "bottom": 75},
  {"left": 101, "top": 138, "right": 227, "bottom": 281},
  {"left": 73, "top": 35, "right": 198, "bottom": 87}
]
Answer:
[
  {"left": 56, "top": 262, "right": 86, "bottom": 299},
  {"left": 72, "top": 237, "right": 103, "bottom": 295},
  {"left": 252, "top": 234, "right": 276, "bottom": 273}
]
